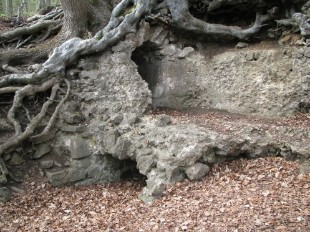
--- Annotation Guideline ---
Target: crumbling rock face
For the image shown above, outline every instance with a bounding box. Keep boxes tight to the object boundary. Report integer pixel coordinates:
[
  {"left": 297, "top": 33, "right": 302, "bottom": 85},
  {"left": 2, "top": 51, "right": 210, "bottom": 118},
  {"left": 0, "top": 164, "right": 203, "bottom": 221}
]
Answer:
[
  {"left": 34, "top": 24, "right": 310, "bottom": 201},
  {"left": 103, "top": 114, "right": 309, "bottom": 201},
  {"left": 132, "top": 42, "right": 310, "bottom": 118}
]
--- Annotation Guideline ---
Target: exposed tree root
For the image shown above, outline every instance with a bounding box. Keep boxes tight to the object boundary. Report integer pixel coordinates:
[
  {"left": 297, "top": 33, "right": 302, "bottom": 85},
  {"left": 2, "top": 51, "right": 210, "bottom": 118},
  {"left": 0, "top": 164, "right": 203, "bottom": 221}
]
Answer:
[
  {"left": 27, "top": 7, "right": 63, "bottom": 22},
  {"left": 2, "top": 64, "right": 25, "bottom": 74},
  {"left": 31, "top": 79, "right": 70, "bottom": 141},
  {"left": 0, "top": 19, "right": 62, "bottom": 43},
  {"left": 166, "top": 0, "right": 273, "bottom": 39},
  {"left": 0, "top": 87, "right": 21, "bottom": 95}
]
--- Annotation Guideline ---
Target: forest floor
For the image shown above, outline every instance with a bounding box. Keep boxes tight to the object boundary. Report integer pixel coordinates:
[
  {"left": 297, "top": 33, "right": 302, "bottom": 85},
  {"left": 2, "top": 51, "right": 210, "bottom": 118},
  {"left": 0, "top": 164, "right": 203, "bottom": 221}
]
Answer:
[{"left": 1, "top": 157, "right": 309, "bottom": 231}]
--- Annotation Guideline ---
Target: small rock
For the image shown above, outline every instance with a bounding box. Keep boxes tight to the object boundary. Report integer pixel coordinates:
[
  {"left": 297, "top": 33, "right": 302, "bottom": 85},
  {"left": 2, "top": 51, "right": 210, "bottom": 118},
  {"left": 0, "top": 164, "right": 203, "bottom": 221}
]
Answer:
[
  {"left": 46, "top": 169, "right": 69, "bottom": 186},
  {"left": 33, "top": 144, "right": 51, "bottom": 159},
  {"left": 137, "top": 154, "right": 155, "bottom": 175},
  {"left": 0, "top": 175, "right": 7, "bottom": 184},
  {"left": 159, "top": 44, "right": 177, "bottom": 56},
  {"left": 61, "top": 125, "right": 86, "bottom": 133},
  {"left": 63, "top": 112, "right": 85, "bottom": 124},
  {"left": 9, "top": 186, "right": 26, "bottom": 195},
  {"left": 121, "top": 113, "right": 138, "bottom": 125},
  {"left": 70, "top": 137, "right": 91, "bottom": 159},
  {"left": 3, "top": 154, "right": 11, "bottom": 161},
  {"left": 64, "top": 161, "right": 71, "bottom": 167},
  {"left": 9, "top": 153, "right": 25, "bottom": 166},
  {"left": 69, "top": 170, "right": 86, "bottom": 182},
  {"left": 54, "top": 161, "right": 62, "bottom": 167},
  {"left": 155, "top": 115, "right": 172, "bottom": 127},
  {"left": 202, "top": 151, "right": 216, "bottom": 164},
  {"left": 0, "top": 187, "right": 10, "bottom": 202},
  {"left": 40, "top": 160, "right": 54, "bottom": 169},
  {"left": 110, "top": 115, "right": 123, "bottom": 125},
  {"left": 15, "top": 147, "right": 23, "bottom": 153},
  {"left": 304, "top": 49, "right": 310, "bottom": 58},
  {"left": 177, "top": 47, "right": 195, "bottom": 58},
  {"left": 0, "top": 119, "right": 14, "bottom": 132},
  {"left": 235, "top": 42, "right": 249, "bottom": 49},
  {"left": 295, "top": 37, "right": 306, "bottom": 46},
  {"left": 185, "top": 163, "right": 210, "bottom": 180}
]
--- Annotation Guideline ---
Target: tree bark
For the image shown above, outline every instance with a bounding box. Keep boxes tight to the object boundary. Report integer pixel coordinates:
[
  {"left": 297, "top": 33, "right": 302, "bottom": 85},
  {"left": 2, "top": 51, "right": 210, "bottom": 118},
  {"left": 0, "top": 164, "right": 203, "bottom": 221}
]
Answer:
[{"left": 60, "top": 0, "right": 112, "bottom": 39}]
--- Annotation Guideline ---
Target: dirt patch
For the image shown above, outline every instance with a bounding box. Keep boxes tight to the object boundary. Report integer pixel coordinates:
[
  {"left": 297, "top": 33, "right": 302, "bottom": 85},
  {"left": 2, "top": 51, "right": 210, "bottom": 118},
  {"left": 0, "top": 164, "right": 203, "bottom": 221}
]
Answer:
[
  {"left": 0, "top": 17, "right": 13, "bottom": 32},
  {"left": 200, "top": 40, "right": 281, "bottom": 59},
  {"left": 149, "top": 108, "right": 310, "bottom": 131}
]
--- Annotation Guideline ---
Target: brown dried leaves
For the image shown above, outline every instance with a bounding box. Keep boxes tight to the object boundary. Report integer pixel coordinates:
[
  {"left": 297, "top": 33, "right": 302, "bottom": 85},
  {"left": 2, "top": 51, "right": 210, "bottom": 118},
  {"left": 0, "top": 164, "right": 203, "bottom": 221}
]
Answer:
[{"left": 0, "top": 157, "right": 309, "bottom": 231}]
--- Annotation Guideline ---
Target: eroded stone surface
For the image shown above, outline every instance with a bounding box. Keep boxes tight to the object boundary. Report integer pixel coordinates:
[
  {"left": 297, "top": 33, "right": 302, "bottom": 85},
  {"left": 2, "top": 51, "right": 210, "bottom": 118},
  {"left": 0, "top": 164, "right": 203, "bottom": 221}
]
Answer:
[{"left": 29, "top": 24, "right": 310, "bottom": 202}]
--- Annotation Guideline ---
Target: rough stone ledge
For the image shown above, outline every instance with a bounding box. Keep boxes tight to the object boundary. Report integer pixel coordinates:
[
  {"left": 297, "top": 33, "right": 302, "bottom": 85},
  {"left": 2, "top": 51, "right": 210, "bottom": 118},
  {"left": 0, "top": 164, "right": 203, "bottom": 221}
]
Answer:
[{"left": 101, "top": 113, "right": 310, "bottom": 202}]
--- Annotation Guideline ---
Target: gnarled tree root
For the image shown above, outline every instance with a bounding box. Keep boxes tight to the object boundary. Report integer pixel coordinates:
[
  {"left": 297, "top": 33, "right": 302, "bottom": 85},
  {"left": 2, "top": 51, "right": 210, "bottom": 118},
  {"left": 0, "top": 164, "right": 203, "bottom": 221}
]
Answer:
[{"left": 0, "top": 19, "right": 62, "bottom": 43}]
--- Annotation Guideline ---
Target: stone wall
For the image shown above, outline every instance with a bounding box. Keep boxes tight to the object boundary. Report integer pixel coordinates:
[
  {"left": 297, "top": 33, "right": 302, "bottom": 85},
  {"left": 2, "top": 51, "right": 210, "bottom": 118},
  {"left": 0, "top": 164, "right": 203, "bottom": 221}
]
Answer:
[{"left": 3, "top": 23, "right": 309, "bottom": 202}]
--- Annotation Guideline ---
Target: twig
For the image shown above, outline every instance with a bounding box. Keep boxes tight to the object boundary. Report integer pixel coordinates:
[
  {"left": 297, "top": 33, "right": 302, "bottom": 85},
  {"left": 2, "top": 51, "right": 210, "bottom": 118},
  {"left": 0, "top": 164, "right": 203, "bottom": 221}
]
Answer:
[
  {"left": 22, "top": 105, "right": 32, "bottom": 121},
  {"left": 16, "top": 35, "right": 34, "bottom": 49}
]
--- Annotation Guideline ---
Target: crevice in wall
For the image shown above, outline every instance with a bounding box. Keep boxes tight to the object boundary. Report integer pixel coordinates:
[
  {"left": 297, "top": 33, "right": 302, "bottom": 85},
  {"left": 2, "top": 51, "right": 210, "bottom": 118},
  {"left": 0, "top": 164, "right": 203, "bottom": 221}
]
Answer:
[{"left": 131, "top": 41, "right": 161, "bottom": 107}]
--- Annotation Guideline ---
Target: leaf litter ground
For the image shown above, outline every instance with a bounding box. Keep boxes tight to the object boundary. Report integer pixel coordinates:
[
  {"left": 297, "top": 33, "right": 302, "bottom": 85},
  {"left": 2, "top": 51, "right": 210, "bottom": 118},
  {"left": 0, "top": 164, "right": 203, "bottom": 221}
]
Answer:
[{"left": 0, "top": 157, "right": 309, "bottom": 231}]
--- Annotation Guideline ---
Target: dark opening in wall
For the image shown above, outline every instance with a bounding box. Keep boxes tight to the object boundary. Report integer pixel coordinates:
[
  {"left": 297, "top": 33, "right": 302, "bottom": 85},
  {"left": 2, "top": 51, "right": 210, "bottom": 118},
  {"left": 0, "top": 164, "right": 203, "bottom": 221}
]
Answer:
[
  {"left": 120, "top": 159, "right": 145, "bottom": 181},
  {"left": 298, "top": 102, "right": 310, "bottom": 113},
  {"left": 131, "top": 42, "right": 160, "bottom": 98}
]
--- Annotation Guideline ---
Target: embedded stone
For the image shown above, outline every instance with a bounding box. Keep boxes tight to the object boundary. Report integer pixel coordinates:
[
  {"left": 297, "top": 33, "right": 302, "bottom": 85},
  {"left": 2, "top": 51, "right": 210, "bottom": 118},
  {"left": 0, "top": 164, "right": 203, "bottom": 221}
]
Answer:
[
  {"left": 0, "top": 187, "right": 10, "bottom": 202},
  {"left": 46, "top": 169, "right": 69, "bottom": 186},
  {"left": 33, "top": 144, "right": 51, "bottom": 159},
  {"left": 0, "top": 175, "right": 7, "bottom": 184},
  {"left": 0, "top": 119, "right": 14, "bottom": 132},
  {"left": 155, "top": 114, "right": 172, "bottom": 127},
  {"left": 185, "top": 163, "right": 210, "bottom": 180},
  {"left": 40, "top": 160, "right": 54, "bottom": 169},
  {"left": 160, "top": 44, "right": 177, "bottom": 56},
  {"left": 177, "top": 47, "right": 195, "bottom": 58},
  {"left": 70, "top": 137, "right": 91, "bottom": 159},
  {"left": 9, "top": 153, "right": 25, "bottom": 166},
  {"left": 235, "top": 42, "right": 249, "bottom": 49}
]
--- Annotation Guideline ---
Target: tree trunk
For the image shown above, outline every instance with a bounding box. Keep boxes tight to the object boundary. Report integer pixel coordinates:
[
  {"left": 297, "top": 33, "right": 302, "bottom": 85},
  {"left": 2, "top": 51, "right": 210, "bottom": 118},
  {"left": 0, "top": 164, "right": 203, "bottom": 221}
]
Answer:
[
  {"left": 0, "top": 1, "right": 4, "bottom": 14},
  {"left": 5, "top": 0, "right": 13, "bottom": 16},
  {"left": 60, "top": 0, "right": 112, "bottom": 39},
  {"left": 0, "top": 0, "right": 112, "bottom": 67}
]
